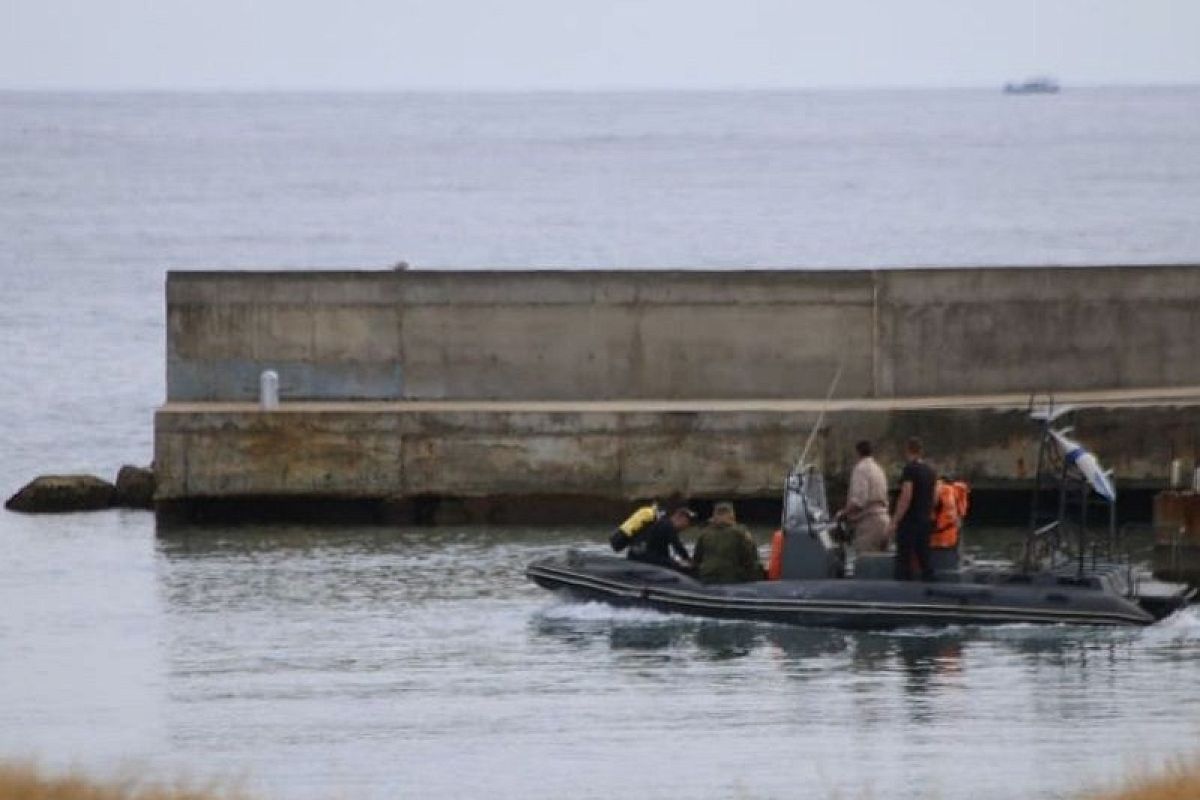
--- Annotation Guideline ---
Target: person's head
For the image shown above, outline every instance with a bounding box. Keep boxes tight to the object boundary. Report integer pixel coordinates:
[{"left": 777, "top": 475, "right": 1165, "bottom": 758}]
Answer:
[
  {"left": 712, "top": 501, "right": 736, "bottom": 524},
  {"left": 855, "top": 440, "right": 872, "bottom": 458},
  {"left": 905, "top": 436, "right": 924, "bottom": 459},
  {"left": 669, "top": 506, "right": 697, "bottom": 530}
]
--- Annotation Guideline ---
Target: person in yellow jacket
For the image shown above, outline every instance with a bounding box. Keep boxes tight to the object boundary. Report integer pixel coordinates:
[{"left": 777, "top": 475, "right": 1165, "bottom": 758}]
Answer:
[
  {"left": 609, "top": 500, "right": 664, "bottom": 551},
  {"left": 618, "top": 505, "right": 696, "bottom": 570}
]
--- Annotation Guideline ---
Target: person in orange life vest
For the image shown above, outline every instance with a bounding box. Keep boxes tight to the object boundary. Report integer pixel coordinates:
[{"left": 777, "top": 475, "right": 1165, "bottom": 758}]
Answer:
[{"left": 931, "top": 477, "right": 969, "bottom": 550}]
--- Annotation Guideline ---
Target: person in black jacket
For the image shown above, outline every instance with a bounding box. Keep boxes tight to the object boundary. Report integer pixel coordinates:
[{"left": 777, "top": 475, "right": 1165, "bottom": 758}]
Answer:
[
  {"left": 609, "top": 500, "right": 664, "bottom": 552},
  {"left": 886, "top": 437, "right": 937, "bottom": 581},
  {"left": 626, "top": 505, "right": 696, "bottom": 571}
]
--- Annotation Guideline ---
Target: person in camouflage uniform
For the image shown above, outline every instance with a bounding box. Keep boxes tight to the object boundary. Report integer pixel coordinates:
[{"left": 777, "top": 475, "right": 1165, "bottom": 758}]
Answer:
[{"left": 692, "top": 501, "right": 763, "bottom": 584}]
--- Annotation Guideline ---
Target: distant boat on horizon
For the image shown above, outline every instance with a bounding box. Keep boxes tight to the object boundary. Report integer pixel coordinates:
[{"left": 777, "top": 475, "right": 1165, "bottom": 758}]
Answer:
[{"left": 1004, "top": 76, "right": 1060, "bottom": 94}]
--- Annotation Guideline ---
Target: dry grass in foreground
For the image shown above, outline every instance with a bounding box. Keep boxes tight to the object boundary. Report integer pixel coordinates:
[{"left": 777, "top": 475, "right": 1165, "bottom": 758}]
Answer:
[
  {"left": 4, "top": 757, "right": 1200, "bottom": 800},
  {"left": 1083, "top": 757, "right": 1200, "bottom": 800},
  {"left": 0, "top": 763, "right": 251, "bottom": 800}
]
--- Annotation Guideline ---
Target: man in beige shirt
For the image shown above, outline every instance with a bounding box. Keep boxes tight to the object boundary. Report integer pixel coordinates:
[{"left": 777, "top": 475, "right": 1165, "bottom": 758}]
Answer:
[{"left": 837, "top": 440, "right": 890, "bottom": 552}]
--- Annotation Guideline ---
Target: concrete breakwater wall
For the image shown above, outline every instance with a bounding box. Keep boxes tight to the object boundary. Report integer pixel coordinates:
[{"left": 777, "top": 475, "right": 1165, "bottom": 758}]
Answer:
[
  {"left": 167, "top": 266, "right": 1200, "bottom": 402},
  {"left": 157, "top": 266, "right": 1200, "bottom": 523},
  {"left": 155, "top": 394, "right": 1200, "bottom": 524}
]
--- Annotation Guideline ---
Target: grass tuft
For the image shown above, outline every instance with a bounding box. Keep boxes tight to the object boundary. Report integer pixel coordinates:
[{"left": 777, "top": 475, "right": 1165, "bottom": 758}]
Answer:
[
  {"left": 1084, "top": 757, "right": 1200, "bottom": 800},
  {"left": 0, "top": 763, "right": 252, "bottom": 800}
]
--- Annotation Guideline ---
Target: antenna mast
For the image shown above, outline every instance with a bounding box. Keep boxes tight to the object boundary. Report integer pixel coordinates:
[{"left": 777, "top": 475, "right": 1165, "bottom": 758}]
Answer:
[{"left": 793, "top": 363, "right": 844, "bottom": 473}]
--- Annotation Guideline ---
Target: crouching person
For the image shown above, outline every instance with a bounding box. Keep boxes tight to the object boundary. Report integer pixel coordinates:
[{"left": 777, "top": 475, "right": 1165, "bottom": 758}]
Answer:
[
  {"left": 693, "top": 501, "right": 763, "bottom": 584},
  {"left": 625, "top": 504, "right": 696, "bottom": 572},
  {"left": 609, "top": 500, "right": 663, "bottom": 552}
]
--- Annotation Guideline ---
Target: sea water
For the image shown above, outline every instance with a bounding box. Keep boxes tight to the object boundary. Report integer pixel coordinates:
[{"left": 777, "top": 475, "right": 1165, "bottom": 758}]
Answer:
[{"left": 2, "top": 89, "right": 1200, "bottom": 799}]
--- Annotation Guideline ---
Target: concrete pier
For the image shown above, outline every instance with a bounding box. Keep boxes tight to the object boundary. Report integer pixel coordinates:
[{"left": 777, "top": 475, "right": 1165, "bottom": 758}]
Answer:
[
  {"left": 1153, "top": 491, "right": 1200, "bottom": 585},
  {"left": 155, "top": 266, "right": 1200, "bottom": 524}
]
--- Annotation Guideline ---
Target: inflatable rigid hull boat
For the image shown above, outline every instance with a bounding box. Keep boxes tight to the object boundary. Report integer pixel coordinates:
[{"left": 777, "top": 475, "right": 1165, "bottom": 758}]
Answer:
[
  {"left": 528, "top": 402, "right": 1194, "bottom": 630},
  {"left": 526, "top": 551, "right": 1162, "bottom": 629}
]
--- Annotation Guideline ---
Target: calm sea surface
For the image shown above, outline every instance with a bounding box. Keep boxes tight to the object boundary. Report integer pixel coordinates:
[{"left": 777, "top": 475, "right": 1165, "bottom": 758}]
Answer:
[{"left": 2, "top": 89, "right": 1200, "bottom": 798}]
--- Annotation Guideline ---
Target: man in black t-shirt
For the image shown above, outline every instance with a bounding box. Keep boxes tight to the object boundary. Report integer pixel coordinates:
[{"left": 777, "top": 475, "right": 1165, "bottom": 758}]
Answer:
[{"left": 886, "top": 437, "right": 937, "bottom": 581}]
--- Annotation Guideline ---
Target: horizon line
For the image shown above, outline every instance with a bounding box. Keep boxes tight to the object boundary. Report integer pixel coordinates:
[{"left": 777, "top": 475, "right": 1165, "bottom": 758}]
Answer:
[{"left": 3, "top": 80, "right": 1200, "bottom": 95}]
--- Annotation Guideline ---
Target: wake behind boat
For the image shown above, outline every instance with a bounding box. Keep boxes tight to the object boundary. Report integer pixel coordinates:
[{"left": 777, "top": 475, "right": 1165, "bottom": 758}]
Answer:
[{"left": 527, "top": 399, "right": 1194, "bottom": 629}]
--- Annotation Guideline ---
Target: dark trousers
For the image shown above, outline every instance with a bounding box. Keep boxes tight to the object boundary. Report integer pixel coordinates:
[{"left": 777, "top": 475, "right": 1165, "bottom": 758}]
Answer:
[{"left": 895, "top": 524, "right": 934, "bottom": 581}]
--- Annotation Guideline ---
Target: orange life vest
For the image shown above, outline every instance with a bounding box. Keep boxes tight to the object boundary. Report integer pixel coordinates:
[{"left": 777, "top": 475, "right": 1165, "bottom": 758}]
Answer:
[{"left": 931, "top": 479, "right": 970, "bottom": 549}]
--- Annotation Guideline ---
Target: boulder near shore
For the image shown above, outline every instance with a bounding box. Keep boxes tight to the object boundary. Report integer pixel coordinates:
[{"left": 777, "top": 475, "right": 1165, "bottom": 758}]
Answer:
[
  {"left": 5, "top": 474, "right": 117, "bottom": 513},
  {"left": 114, "top": 464, "right": 156, "bottom": 509},
  {"left": 5, "top": 466, "right": 156, "bottom": 513}
]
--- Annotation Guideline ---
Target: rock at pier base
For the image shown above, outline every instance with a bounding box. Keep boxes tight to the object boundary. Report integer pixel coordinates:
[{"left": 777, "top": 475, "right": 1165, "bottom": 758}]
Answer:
[
  {"left": 5, "top": 474, "right": 116, "bottom": 513},
  {"left": 114, "top": 465, "right": 156, "bottom": 509}
]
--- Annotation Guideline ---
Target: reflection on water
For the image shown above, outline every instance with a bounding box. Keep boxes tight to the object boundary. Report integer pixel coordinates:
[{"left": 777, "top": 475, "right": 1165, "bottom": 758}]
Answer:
[{"left": 1, "top": 519, "right": 1197, "bottom": 800}]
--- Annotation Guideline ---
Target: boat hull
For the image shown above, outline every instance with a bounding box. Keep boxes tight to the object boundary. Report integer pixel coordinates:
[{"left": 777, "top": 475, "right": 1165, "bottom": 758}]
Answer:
[{"left": 527, "top": 552, "right": 1157, "bottom": 629}]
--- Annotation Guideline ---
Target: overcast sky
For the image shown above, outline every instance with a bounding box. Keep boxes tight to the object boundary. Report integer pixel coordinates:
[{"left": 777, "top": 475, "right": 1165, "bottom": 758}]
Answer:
[{"left": 2, "top": 0, "right": 1198, "bottom": 91}]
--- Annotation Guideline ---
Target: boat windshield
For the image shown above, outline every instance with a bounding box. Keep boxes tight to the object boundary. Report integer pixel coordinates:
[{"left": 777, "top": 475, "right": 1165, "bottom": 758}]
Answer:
[{"left": 783, "top": 467, "right": 830, "bottom": 536}]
